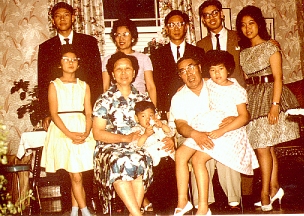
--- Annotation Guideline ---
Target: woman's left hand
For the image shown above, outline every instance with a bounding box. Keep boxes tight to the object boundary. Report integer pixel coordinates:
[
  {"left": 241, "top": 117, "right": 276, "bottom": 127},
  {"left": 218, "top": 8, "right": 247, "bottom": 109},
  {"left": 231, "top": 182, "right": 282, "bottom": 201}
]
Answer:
[{"left": 268, "top": 105, "right": 280, "bottom": 125}]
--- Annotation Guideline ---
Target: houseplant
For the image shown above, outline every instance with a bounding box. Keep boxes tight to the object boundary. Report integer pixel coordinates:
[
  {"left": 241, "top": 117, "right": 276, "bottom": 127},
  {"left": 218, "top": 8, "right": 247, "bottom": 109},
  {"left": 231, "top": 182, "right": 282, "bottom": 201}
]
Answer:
[{"left": 10, "top": 79, "right": 42, "bottom": 127}]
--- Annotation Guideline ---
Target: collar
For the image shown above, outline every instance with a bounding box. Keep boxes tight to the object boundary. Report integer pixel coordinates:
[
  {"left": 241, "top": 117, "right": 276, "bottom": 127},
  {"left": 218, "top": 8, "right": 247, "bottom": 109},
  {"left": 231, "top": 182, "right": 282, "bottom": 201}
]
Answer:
[
  {"left": 58, "top": 31, "right": 74, "bottom": 45},
  {"left": 108, "top": 84, "right": 140, "bottom": 98},
  {"left": 170, "top": 40, "right": 186, "bottom": 62},
  {"left": 170, "top": 40, "right": 186, "bottom": 50},
  {"left": 211, "top": 27, "right": 227, "bottom": 38}
]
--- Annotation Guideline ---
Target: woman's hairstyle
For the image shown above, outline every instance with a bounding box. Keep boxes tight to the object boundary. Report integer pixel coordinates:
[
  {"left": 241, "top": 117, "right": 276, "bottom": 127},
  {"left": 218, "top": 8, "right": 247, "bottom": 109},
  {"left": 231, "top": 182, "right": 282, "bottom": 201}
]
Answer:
[
  {"left": 164, "top": 10, "right": 189, "bottom": 25},
  {"left": 51, "top": 2, "right": 74, "bottom": 18},
  {"left": 203, "top": 50, "right": 235, "bottom": 75},
  {"left": 110, "top": 18, "right": 138, "bottom": 46},
  {"left": 236, "top": 5, "right": 270, "bottom": 49},
  {"left": 134, "top": 101, "right": 156, "bottom": 115},
  {"left": 106, "top": 51, "right": 139, "bottom": 84},
  {"left": 199, "top": 0, "right": 223, "bottom": 18}
]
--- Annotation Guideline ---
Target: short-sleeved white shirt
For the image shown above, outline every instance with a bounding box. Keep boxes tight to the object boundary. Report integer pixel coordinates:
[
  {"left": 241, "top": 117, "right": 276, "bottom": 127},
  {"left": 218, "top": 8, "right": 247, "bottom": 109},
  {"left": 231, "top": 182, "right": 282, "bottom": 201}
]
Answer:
[{"left": 170, "top": 79, "right": 210, "bottom": 125}]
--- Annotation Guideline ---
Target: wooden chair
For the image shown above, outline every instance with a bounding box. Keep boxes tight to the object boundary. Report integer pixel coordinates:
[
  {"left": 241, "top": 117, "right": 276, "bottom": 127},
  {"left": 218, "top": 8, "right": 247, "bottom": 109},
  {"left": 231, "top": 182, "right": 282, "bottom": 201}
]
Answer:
[{"left": 0, "top": 164, "right": 31, "bottom": 215}]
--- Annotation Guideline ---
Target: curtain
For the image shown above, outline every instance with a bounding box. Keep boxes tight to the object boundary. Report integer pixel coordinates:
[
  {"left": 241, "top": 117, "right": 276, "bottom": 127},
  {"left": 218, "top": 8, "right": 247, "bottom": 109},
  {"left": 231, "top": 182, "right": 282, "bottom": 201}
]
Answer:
[
  {"left": 158, "top": 0, "right": 196, "bottom": 45},
  {"left": 48, "top": 0, "right": 105, "bottom": 56}
]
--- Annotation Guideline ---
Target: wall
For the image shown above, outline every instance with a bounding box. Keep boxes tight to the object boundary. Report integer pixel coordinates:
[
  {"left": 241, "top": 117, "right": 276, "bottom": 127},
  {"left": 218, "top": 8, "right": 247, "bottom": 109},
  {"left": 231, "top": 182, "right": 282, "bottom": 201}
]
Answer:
[
  {"left": 192, "top": 0, "right": 304, "bottom": 84},
  {"left": 0, "top": 0, "right": 48, "bottom": 154}
]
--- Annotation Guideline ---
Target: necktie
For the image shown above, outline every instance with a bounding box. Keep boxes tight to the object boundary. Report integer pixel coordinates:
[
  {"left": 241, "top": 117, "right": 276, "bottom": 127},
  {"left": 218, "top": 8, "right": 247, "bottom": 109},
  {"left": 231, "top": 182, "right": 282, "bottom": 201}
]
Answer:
[
  {"left": 215, "top": 34, "right": 220, "bottom": 50},
  {"left": 64, "top": 38, "right": 70, "bottom": 44},
  {"left": 177, "top": 46, "right": 180, "bottom": 61}
]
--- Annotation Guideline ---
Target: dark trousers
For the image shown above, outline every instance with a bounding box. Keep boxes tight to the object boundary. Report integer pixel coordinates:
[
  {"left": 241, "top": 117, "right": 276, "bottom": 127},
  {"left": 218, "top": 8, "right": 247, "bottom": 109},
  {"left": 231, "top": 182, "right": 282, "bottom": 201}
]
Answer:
[{"left": 146, "top": 156, "right": 177, "bottom": 215}]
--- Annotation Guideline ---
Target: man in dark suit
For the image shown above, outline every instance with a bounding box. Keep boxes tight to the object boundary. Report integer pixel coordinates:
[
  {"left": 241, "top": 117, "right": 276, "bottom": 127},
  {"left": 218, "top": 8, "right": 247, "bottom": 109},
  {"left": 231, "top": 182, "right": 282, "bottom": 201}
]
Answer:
[
  {"left": 196, "top": 0, "right": 245, "bottom": 87},
  {"left": 38, "top": 2, "right": 103, "bottom": 129},
  {"left": 195, "top": 0, "right": 244, "bottom": 211},
  {"left": 150, "top": 10, "right": 206, "bottom": 120},
  {"left": 37, "top": 2, "right": 102, "bottom": 213}
]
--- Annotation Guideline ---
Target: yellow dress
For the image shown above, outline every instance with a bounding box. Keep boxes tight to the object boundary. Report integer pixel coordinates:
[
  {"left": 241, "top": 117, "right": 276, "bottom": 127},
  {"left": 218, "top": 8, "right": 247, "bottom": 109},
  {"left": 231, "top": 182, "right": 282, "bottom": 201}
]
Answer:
[{"left": 41, "top": 78, "right": 95, "bottom": 173}]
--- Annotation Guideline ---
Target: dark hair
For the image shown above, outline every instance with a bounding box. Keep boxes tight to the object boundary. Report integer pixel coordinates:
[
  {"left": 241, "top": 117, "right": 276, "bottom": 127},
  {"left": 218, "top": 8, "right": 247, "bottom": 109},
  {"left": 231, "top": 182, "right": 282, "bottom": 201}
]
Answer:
[
  {"left": 177, "top": 53, "right": 204, "bottom": 68},
  {"left": 164, "top": 10, "right": 189, "bottom": 25},
  {"left": 51, "top": 2, "right": 74, "bottom": 18},
  {"left": 134, "top": 101, "right": 156, "bottom": 115},
  {"left": 236, "top": 5, "right": 270, "bottom": 49},
  {"left": 204, "top": 50, "right": 235, "bottom": 75},
  {"left": 58, "top": 45, "right": 79, "bottom": 66},
  {"left": 61, "top": 44, "right": 78, "bottom": 56},
  {"left": 110, "top": 18, "right": 138, "bottom": 46},
  {"left": 199, "top": 0, "right": 222, "bottom": 18},
  {"left": 106, "top": 52, "right": 139, "bottom": 84}
]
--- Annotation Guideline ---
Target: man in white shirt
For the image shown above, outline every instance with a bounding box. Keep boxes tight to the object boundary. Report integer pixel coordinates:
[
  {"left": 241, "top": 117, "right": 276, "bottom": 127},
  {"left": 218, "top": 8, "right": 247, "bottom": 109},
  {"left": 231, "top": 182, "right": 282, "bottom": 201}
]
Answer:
[{"left": 171, "top": 53, "right": 241, "bottom": 212}]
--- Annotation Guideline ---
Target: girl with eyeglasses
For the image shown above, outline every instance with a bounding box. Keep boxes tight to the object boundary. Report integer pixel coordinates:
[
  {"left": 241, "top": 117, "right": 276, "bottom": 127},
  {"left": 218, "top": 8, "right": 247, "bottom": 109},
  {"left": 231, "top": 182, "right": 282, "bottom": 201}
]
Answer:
[{"left": 41, "top": 45, "right": 95, "bottom": 216}]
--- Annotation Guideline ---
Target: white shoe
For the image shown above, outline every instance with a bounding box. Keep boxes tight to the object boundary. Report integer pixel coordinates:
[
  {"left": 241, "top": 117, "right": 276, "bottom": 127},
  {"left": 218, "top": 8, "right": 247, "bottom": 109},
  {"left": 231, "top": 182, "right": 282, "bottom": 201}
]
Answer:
[
  {"left": 229, "top": 201, "right": 240, "bottom": 207},
  {"left": 173, "top": 201, "right": 193, "bottom": 216},
  {"left": 254, "top": 188, "right": 284, "bottom": 207}
]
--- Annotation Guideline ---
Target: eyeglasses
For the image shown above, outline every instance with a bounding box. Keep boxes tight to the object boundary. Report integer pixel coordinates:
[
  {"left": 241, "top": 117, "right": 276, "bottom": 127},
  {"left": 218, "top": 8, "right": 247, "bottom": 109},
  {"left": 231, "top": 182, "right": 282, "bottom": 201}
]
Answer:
[
  {"left": 202, "top": 10, "right": 220, "bottom": 19},
  {"left": 178, "top": 64, "right": 198, "bottom": 76},
  {"left": 167, "top": 22, "right": 186, "bottom": 29},
  {"left": 61, "top": 57, "right": 80, "bottom": 63},
  {"left": 113, "top": 32, "right": 131, "bottom": 37}
]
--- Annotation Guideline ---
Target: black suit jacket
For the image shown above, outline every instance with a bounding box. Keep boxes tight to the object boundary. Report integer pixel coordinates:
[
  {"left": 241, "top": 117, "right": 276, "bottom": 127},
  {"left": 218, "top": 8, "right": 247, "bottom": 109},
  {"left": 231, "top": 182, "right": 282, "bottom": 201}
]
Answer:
[
  {"left": 37, "top": 32, "right": 103, "bottom": 119},
  {"left": 150, "top": 43, "right": 206, "bottom": 119}
]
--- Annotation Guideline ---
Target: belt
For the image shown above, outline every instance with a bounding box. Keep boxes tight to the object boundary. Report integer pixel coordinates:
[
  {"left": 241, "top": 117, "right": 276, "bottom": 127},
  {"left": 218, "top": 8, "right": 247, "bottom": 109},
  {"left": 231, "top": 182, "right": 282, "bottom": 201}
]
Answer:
[
  {"left": 58, "top": 111, "right": 83, "bottom": 114},
  {"left": 246, "top": 74, "right": 274, "bottom": 84}
]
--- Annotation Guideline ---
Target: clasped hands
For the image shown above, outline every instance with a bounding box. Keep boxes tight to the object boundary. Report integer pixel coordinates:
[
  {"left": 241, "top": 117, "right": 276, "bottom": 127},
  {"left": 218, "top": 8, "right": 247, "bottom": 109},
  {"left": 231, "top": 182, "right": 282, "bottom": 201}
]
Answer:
[{"left": 193, "top": 116, "right": 235, "bottom": 150}]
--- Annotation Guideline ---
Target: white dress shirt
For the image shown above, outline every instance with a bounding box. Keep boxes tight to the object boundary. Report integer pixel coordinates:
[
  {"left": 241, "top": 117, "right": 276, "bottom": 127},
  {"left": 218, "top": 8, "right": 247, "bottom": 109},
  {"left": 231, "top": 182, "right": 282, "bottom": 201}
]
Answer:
[
  {"left": 170, "top": 40, "right": 186, "bottom": 62},
  {"left": 211, "top": 27, "right": 228, "bottom": 51}
]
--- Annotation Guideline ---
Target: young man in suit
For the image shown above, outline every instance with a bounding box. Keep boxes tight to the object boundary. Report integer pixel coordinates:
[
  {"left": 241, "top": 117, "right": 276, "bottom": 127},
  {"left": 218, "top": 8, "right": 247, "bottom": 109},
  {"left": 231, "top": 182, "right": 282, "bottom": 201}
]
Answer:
[
  {"left": 150, "top": 10, "right": 206, "bottom": 120},
  {"left": 196, "top": 0, "right": 245, "bottom": 88},
  {"left": 194, "top": 0, "right": 244, "bottom": 211},
  {"left": 37, "top": 2, "right": 102, "bottom": 213},
  {"left": 38, "top": 2, "right": 103, "bottom": 129}
]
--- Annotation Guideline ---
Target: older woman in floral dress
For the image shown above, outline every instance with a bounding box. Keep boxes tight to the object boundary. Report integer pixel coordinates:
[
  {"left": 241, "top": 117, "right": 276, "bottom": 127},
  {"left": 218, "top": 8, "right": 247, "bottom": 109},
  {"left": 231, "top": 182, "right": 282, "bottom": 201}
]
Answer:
[{"left": 92, "top": 52, "right": 153, "bottom": 216}]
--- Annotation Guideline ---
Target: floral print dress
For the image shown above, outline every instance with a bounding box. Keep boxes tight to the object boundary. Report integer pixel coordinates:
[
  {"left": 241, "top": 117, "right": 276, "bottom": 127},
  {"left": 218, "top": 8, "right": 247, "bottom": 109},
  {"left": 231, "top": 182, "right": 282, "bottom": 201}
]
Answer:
[{"left": 92, "top": 84, "right": 153, "bottom": 214}]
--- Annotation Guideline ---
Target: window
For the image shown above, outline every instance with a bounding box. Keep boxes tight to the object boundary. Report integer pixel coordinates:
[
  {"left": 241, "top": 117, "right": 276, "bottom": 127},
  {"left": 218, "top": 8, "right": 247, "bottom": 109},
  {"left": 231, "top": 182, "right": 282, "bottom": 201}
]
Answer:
[{"left": 103, "top": 0, "right": 160, "bottom": 27}]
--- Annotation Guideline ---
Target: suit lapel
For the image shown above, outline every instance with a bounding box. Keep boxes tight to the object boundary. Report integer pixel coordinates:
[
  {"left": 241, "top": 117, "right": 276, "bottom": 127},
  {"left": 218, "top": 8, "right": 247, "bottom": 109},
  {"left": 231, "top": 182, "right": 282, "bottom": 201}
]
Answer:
[
  {"left": 227, "top": 30, "right": 238, "bottom": 54},
  {"left": 164, "top": 44, "right": 175, "bottom": 63},
  {"left": 205, "top": 35, "right": 213, "bottom": 51}
]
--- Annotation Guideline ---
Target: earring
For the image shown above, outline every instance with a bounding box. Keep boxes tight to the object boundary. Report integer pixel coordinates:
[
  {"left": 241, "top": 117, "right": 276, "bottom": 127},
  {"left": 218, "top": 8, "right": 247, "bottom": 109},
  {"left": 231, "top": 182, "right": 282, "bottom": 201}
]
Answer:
[{"left": 132, "top": 39, "right": 135, "bottom": 42}]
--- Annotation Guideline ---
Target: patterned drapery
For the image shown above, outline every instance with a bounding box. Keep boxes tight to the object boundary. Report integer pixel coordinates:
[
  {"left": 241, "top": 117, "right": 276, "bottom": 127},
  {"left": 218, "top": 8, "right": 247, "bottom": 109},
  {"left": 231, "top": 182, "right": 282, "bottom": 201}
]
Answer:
[
  {"left": 158, "top": 0, "right": 196, "bottom": 45},
  {"left": 48, "top": 0, "right": 105, "bottom": 56}
]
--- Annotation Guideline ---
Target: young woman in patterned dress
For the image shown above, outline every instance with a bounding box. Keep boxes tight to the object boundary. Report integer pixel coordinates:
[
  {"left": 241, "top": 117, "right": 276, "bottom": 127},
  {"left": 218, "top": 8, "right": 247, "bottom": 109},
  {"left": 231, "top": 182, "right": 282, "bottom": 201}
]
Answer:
[{"left": 236, "top": 5, "right": 300, "bottom": 211}]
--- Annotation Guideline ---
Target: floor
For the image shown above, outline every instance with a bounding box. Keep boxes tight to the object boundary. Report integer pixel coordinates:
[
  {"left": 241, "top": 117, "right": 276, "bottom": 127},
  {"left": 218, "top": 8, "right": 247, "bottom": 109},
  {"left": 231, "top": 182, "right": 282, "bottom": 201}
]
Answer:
[{"left": 29, "top": 138, "right": 304, "bottom": 215}]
